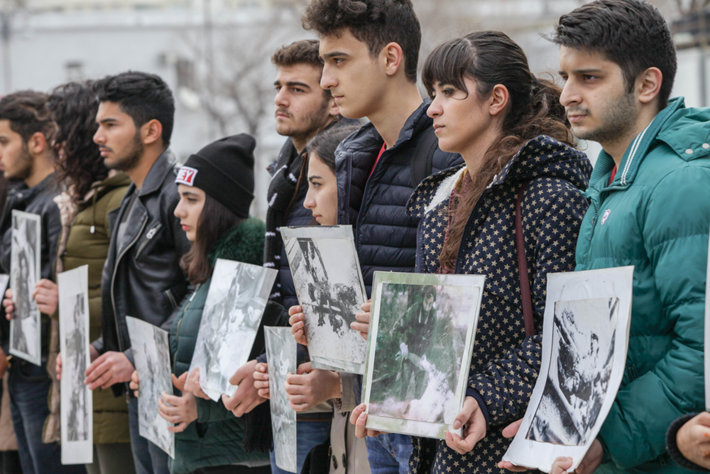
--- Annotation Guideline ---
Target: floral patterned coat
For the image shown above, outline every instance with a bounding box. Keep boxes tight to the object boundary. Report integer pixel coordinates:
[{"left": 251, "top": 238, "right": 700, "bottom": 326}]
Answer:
[{"left": 407, "top": 135, "right": 592, "bottom": 473}]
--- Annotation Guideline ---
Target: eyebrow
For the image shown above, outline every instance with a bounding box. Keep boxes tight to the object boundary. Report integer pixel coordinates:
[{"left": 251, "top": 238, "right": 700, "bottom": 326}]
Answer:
[
  {"left": 308, "top": 175, "right": 323, "bottom": 181},
  {"left": 558, "top": 68, "right": 605, "bottom": 75},
  {"left": 274, "top": 80, "right": 312, "bottom": 90},
  {"left": 180, "top": 189, "right": 200, "bottom": 197},
  {"left": 97, "top": 117, "right": 118, "bottom": 124},
  {"left": 321, "top": 51, "right": 348, "bottom": 60}
]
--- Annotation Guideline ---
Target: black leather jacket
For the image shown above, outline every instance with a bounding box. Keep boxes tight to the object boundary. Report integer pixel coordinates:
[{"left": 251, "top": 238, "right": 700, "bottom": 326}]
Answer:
[
  {"left": 0, "top": 174, "right": 63, "bottom": 353},
  {"left": 95, "top": 151, "right": 190, "bottom": 392}
]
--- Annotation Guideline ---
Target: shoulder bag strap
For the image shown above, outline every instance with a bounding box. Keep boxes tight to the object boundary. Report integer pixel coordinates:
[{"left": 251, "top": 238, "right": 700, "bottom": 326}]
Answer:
[{"left": 515, "top": 181, "right": 535, "bottom": 337}]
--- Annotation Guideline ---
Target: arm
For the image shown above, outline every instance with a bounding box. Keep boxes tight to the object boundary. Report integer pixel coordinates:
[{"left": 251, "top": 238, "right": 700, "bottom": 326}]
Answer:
[
  {"left": 598, "top": 167, "right": 708, "bottom": 468},
  {"left": 467, "top": 183, "right": 588, "bottom": 426}
]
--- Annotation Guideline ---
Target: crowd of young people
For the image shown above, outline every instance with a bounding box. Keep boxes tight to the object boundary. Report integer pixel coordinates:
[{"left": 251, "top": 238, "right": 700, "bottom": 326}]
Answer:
[{"left": 0, "top": 0, "right": 708, "bottom": 473}]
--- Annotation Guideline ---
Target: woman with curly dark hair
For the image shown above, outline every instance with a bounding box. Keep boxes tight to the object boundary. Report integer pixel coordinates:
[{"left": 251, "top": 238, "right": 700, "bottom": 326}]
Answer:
[{"left": 38, "top": 81, "right": 134, "bottom": 474}]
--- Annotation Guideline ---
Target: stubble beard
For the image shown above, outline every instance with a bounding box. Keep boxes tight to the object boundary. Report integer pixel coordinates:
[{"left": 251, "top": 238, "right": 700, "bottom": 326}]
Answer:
[
  {"left": 282, "top": 98, "right": 331, "bottom": 145},
  {"left": 106, "top": 130, "right": 144, "bottom": 172},
  {"left": 5, "top": 143, "right": 34, "bottom": 181},
  {"left": 573, "top": 91, "right": 638, "bottom": 145}
]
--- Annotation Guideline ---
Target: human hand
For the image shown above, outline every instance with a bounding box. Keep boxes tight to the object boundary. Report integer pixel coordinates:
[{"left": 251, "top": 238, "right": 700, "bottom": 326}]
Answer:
[
  {"left": 84, "top": 351, "right": 134, "bottom": 390},
  {"left": 33, "top": 279, "right": 58, "bottom": 315},
  {"left": 677, "top": 412, "right": 710, "bottom": 470},
  {"left": 285, "top": 362, "right": 341, "bottom": 411},
  {"left": 222, "top": 359, "right": 266, "bottom": 417},
  {"left": 3, "top": 288, "right": 14, "bottom": 320},
  {"left": 159, "top": 391, "right": 197, "bottom": 433},
  {"left": 129, "top": 370, "right": 140, "bottom": 397},
  {"left": 288, "top": 305, "right": 308, "bottom": 345},
  {"left": 253, "top": 362, "right": 270, "bottom": 399},
  {"left": 351, "top": 299, "right": 371, "bottom": 340},
  {"left": 183, "top": 368, "right": 210, "bottom": 400},
  {"left": 445, "top": 396, "right": 487, "bottom": 454},
  {"left": 349, "top": 403, "right": 385, "bottom": 438}
]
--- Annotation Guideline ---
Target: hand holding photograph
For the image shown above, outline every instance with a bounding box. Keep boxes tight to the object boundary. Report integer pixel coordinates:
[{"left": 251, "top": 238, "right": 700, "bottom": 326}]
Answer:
[
  {"left": 58, "top": 265, "right": 93, "bottom": 465},
  {"left": 501, "top": 266, "right": 634, "bottom": 472},
  {"left": 9, "top": 210, "right": 42, "bottom": 366},
  {"left": 281, "top": 225, "right": 367, "bottom": 374},
  {"left": 265, "top": 327, "right": 297, "bottom": 472},
  {"left": 362, "top": 271, "right": 485, "bottom": 439},
  {"left": 126, "top": 316, "right": 174, "bottom": 458},
  {"left": 189, "top": 259, "right": 276, "bottom": 401}
]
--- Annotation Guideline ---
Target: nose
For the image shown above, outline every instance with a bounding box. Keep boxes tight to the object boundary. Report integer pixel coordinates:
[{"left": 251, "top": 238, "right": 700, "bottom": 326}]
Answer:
[
  {"left": 174, "top": 198, "right": 185, "bottom": 218},
  {"left": 559, "top": 79, "right": 579, "bottom": 108},
  {"left": 320, "top": 64, "right": 336, "bottom": 90},
  {"left": 274, "top": 87, "right": 288, "bottom": 108},
  {"left": 93, "top": 127, "right": 104, "bottom": 145},
  {"left": 427, "top": 96, "right": 442, "bottom": 118},
  {"left": 303, "top": 188, "right": 316, "bottom": 210}
]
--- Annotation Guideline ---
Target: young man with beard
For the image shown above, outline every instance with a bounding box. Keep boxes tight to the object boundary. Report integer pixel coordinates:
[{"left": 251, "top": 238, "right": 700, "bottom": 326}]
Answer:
[
  {"left": 300, "top": 1, "right": 461, "bottom": 471},
  {"left": 0, "top": 91, "right": 83, "bottom": 474},
  {"left": 501, "top": 1, "right": 710, "bottom": 472},
  {"left": 85, "top": 71, "right": 190, "bottom": 474}
]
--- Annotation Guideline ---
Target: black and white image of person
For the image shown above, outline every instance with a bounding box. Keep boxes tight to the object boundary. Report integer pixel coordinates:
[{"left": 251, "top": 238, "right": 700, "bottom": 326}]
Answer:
[
  {"left": 369, "top": 283, "right": 463, "bottom": 425},
  {"left": 190, "top": 259, "right": 275, "bottom": 400},
  {"left": 527, "top": 297, "right": 619, "bottom": 446},
  {"left": 126, "top": 316, "right": 174, "bottom": 457},
  {"left": 265, "top": 327, "right": 297, "bottom": 472},
  {"left": 10, "top": 210, "right": 41, "bottom": 364},
  {"left": 282, "top": 226, "right": 366, "bottom": 372},
  {"left": 65, "top": 292, "right": 90, "bottom": 441}
]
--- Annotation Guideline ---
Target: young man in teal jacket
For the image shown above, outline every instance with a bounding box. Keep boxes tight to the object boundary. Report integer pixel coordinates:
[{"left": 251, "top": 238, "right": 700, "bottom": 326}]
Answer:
[{"left": 552, "top": 0, "right": 710, "bottom": 472}]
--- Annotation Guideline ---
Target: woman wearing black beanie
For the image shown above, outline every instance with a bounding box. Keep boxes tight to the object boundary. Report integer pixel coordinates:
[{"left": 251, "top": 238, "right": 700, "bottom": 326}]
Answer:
[{"left": 130, "top": 134, "right": 284, "bottom": 473}]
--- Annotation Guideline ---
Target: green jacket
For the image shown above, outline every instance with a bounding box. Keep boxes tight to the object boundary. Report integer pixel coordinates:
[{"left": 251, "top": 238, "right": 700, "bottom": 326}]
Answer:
[
  {"left": 63, "top": 173, "right": 131, "bottom": 444},
  {"left": 575, "top": 98, "right": 710, "bottom": 472},
  {"left": 169, "top": 218, "right": 270, "bottom": 474}
]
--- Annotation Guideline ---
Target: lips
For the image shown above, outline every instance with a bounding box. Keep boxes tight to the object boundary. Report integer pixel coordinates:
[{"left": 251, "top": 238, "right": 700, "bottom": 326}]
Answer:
[{"left": 275, "top": 109, "right": 291, "bottom": 119}]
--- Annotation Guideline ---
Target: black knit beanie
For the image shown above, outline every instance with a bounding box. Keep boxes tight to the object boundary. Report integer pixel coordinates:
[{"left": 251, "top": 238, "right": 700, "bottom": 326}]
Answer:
[{"left": 176, "top": 133, "right": 255, "bottom": 218}]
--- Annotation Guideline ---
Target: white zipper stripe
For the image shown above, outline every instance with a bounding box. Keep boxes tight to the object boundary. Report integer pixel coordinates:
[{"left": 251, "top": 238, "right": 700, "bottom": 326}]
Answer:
[{"left": 620, "top": 124, "right": 651, "bottom": 185}]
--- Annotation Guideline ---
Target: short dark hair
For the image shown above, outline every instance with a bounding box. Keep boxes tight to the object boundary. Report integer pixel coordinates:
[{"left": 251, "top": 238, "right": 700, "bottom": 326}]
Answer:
[
  {"left": 48, "top": 81, "right": 108, "bottom": 201},
  {"left": 272, "top": 39, "right": 323, "bottom": 69},
  {"left": 0, "top": 90, "right": 54, "bottom": 143},
  {"left": 553, "top": 0, "right": 677, "bottom": 109},
  {"left": 302, "top": 0, "right": 421, "bottom": 83},
  {"left": 93, "top": 71, "right": 175, "bottom": 146}
]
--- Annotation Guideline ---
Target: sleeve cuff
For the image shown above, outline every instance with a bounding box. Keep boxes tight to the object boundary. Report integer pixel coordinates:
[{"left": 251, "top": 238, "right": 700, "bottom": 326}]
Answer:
[
  {"left": 466, "top": 388, "right": 490, "bottom": 425},
  {"left": 666, "top": 413, "right": 706, "bottom": 471}
]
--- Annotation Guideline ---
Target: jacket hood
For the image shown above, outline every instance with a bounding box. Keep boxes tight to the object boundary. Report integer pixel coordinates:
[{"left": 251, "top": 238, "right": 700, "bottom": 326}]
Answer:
[
  {"left": 409, "top": 135, "right": 591, "bottom": 218},
  {"left": 208, "top": 217, "right": 265, "bottom": 266}
]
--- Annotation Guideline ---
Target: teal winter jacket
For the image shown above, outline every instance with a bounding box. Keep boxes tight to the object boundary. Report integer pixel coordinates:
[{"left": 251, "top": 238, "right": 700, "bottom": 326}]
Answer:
[
  {"left": 575, "top": 98, "right": 710, "bottom": 472},
  {"left": 168, "top": 218, "right": 270, "bottom": 473}
]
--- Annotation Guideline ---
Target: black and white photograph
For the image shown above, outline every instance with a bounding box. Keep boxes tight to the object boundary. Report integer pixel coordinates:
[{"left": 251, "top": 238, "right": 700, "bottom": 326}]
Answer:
[
  {"left": 282, "top": 225, "right": 367, "bottom": 374},
  {"left": 363, "top": 271, "right": 485, "bottom": 439},
  {"left": 265, "top": 327, "right": 297, "bottom": 473},
  {"left": 58, "top": 265, "right": 93, "bottom": 465},
  {"left": 526, "top": 297, "right": 619, "bottom": 445},
  {"left": 502, "top": 266, "right": 634, "bottom": 472},
  {"left": 0, "top": 274, "right": 9, "bottom": 302},
  {"left": 9, "top": 210, "right": 41, "bottom": 366},
  {"left": 126, "top": 316, "right": 174, "bottom": 458},
  {"left": 190, "top": 259, "right": 276, "bottom": 401}
]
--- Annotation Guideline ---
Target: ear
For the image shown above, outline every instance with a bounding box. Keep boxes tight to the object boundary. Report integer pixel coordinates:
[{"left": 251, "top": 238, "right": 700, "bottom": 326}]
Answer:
[
  {"left": 381, "top": 42, "right": 404, "bottom": 77},
  {"left": 488, "top": 84, "right": 510, "bottom": 117},
  {"left": 141, "top": 119, "right": 163, "bottom": 146},
  {"left": 636, "top": 67, "right": 662, "bottom": 105},
  {"left": 26, "top": 132, "right": 48, "bottom": 157},
  {"left": 326, "top": 96, "right": 340, "bottom": 118}
]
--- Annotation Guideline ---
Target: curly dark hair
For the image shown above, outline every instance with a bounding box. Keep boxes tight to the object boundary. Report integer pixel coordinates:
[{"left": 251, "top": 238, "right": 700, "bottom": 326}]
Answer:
[
  {"left": 93, "top": 71, "right": 175, "bottom": 146},
  {"left": 0, "top": 90, "right": 55, "bottom": 143},
  {"left": 553, "top": 0, "right": 676, "bottom": 110},
  {"left": 302, "top": 0, "right": 421, "bottom": 83},
  {"left": 422, "top": 31, "right": 575, "bottom": 271},
  {"left": 48, "top": 81, "right": 108, "bottom": 201}
]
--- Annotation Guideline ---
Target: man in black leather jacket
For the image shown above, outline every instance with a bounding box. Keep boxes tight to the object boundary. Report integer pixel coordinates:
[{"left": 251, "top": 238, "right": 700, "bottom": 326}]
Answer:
[
  {"left": 85, "top": 71, "right": 190, "bottom": 474},
  {"left": 0, "top": 91, "right": 83, "bottom": 474}
]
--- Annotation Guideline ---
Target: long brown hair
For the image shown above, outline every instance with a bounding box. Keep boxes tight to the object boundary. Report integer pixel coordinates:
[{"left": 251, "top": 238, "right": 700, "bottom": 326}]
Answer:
[
  {"left": 422, "top": 31, "right": 574, "bottom": 271},
  {"left": 180, "top": 193, "right": 242, "bottom": 285}
]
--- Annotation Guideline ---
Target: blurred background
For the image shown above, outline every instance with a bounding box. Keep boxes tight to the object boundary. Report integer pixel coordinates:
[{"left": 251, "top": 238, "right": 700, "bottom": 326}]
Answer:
[{"left": 1, "top": 0, "right": 707, "bottom": 218}]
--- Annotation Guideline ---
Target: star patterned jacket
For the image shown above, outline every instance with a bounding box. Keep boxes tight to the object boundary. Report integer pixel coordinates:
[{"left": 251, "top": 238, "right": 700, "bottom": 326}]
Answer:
[{"left": 407, "top": 135, "right": 592, "bottom": 473}]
